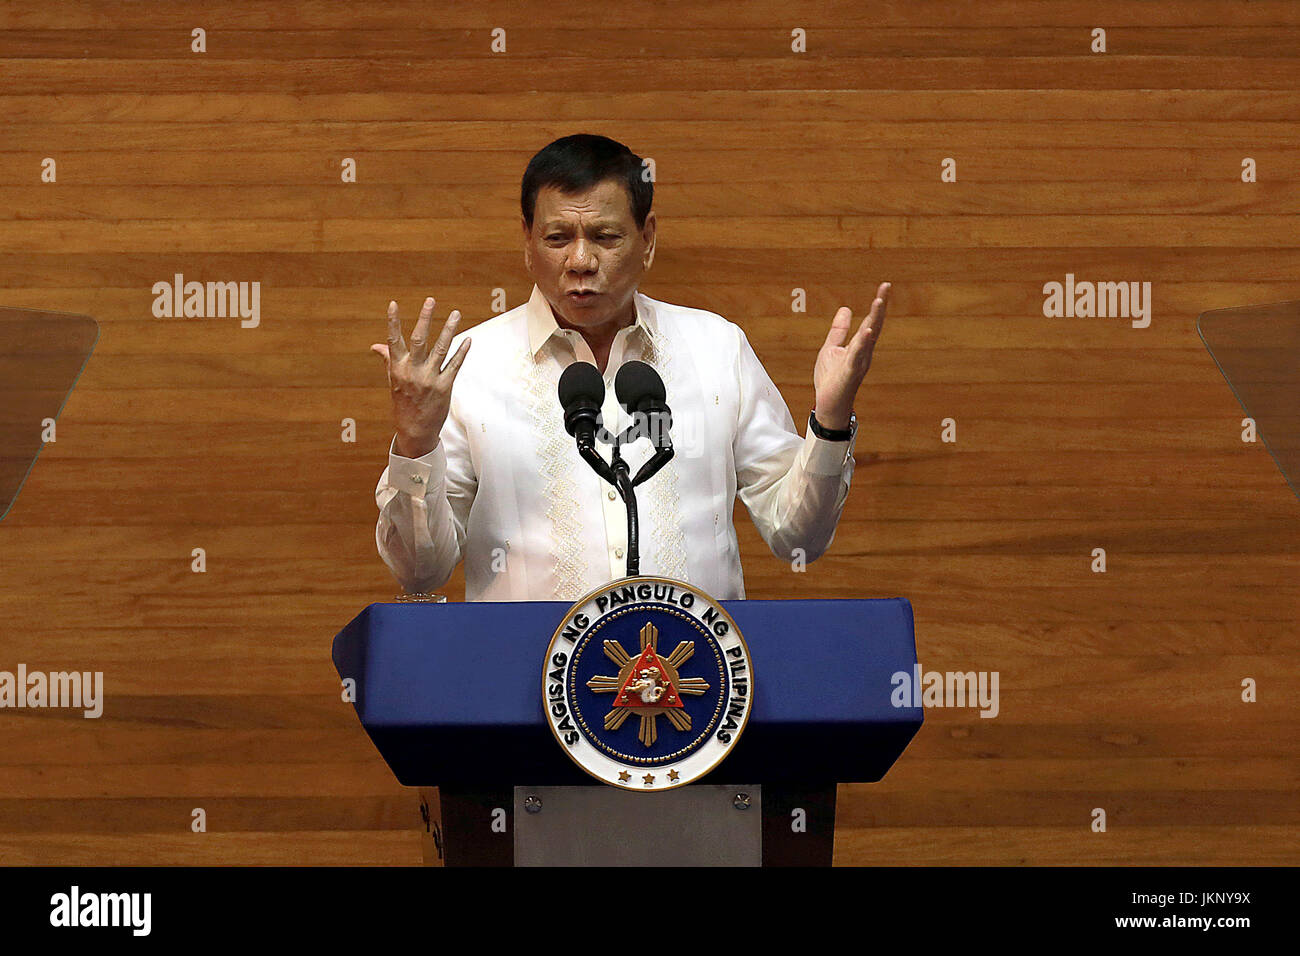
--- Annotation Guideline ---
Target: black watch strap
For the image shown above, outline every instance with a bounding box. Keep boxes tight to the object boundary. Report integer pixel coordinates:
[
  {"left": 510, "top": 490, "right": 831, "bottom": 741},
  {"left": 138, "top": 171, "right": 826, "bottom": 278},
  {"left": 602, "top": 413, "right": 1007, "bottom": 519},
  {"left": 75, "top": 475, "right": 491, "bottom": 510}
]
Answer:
[{"left": 808, "top": 410, "right": 855, "bottom": 441}]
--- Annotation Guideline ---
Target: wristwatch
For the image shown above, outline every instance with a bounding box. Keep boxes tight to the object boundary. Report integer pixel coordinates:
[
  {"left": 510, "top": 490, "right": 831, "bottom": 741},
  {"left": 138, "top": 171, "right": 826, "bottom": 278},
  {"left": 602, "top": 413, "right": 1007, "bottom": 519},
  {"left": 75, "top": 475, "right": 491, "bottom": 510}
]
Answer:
[{"left": 808, "top": 410, "right": 856, "bottom": 441}]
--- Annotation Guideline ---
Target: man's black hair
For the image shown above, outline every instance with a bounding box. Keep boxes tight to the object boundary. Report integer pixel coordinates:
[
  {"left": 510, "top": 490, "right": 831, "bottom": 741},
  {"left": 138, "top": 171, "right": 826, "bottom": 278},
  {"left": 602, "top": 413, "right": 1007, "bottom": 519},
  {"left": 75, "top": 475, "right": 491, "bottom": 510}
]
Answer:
[{"left": 520, "top": 133, "right": 653, "bottom": 231}]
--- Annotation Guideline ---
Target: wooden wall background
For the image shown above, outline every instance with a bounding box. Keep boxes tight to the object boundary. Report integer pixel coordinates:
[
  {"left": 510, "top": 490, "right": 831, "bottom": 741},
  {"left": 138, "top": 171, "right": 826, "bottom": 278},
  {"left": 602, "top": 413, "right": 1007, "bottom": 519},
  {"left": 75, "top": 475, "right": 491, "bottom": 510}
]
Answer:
[{"left": 0, "top": 0, "right": 1297, "bottom": 865}]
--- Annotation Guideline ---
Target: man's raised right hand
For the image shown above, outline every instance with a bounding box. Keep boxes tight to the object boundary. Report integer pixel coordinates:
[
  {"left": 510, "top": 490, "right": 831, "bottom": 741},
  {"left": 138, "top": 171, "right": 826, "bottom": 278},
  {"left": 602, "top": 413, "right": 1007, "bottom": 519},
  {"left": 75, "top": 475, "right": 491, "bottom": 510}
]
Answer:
[{"left": 371, "top": 296, "right": 472, "bottom": 459}]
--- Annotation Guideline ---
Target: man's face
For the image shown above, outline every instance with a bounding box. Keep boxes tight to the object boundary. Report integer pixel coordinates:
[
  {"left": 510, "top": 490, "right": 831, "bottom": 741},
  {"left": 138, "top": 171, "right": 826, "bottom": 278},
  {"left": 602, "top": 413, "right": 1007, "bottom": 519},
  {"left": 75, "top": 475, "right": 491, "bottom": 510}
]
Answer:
[{"left": 523, "top": 178, "right": 656, "bottom": 331}]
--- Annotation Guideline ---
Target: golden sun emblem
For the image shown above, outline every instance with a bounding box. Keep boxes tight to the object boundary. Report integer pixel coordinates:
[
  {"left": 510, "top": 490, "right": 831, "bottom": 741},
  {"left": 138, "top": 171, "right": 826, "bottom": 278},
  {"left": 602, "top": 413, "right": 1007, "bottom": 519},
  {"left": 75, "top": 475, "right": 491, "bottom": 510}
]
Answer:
[{"left": 586, "top": 621, "right": 710, "bottom": 747}]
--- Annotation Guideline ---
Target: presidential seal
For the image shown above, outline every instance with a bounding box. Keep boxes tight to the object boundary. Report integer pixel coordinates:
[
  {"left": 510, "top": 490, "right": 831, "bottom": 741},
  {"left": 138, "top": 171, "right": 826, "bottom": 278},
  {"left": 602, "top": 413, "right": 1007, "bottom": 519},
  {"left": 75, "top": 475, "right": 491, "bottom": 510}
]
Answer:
[{"left": 542, "top": 576, "right": 753, "bottom": 791}]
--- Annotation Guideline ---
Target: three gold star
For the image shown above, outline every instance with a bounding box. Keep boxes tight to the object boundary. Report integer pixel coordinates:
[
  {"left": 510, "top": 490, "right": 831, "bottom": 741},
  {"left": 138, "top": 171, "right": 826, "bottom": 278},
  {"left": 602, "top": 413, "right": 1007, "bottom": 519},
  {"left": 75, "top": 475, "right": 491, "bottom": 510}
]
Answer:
[{"left": 618, "top": 769, "right": 680, "bottom": 785}]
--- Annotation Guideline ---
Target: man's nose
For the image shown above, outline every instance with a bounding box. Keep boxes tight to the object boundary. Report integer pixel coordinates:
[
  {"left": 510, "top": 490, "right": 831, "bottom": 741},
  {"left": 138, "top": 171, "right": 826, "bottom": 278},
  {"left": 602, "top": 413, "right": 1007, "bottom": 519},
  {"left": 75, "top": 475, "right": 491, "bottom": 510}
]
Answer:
[{"left": 566, "top": 239, "right": 597, "bottom": 272}]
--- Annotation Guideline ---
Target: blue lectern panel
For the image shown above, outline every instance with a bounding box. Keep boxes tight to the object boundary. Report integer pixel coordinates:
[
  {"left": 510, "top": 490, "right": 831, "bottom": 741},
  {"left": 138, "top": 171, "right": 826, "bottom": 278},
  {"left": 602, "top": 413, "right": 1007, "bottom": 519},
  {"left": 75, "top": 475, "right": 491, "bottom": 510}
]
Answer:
[{"left": 333, "top": 597, "right": 922, "bottom": 787}]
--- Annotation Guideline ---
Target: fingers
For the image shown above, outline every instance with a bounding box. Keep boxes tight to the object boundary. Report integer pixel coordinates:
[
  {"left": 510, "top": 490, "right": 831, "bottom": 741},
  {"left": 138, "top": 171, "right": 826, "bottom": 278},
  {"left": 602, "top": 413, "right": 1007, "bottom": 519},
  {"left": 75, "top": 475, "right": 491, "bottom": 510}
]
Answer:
[
  {"left": 386, "top": 301, "right": 408, "bottom": 363},
  {"left": 386, "top": 297, "right": 463, "bottom": 367},
  {"left": 850, "top": 282, "right": 890, "bottom": 354},
  {"left": 370, "top": 344, "right": 393, "bottom": 387},
  {"left": 409, "top": 296, "right": 435, "bottom": 362},
  {"left": 430, "top": 308, "right": 462, "bottom": 363},
  {"left": 822, "top": 306, "right": 853, "bottom": 349},
  {"left": 441, "top": 336, "right": 471, "bottom": 377}
]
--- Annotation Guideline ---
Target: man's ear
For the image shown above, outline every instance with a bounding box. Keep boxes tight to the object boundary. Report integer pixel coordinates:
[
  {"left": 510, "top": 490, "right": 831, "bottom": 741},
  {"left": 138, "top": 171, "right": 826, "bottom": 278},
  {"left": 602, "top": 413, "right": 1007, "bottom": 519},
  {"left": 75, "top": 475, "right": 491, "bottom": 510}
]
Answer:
[
  {"left": 641, "top": 210, "right": 656, "bottom": 271},
  {"left": 521, "top": 216, "right": 533, "bottom": 273}
]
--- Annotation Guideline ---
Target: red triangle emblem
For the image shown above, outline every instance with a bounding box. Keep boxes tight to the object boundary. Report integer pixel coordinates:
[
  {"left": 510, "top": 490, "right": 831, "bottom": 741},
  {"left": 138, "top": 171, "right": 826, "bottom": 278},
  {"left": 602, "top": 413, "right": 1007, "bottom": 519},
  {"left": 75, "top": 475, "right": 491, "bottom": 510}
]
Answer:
[{"left": 612, "top": 646, "right": 685, "bottom": 709}]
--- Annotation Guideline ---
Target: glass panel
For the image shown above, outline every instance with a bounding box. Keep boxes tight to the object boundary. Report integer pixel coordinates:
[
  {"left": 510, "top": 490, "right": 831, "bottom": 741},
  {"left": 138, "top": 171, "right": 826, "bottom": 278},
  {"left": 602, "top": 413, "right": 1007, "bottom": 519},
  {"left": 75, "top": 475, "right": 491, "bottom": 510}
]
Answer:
[
  {"left": 1197, "top": 301, "right": 1300, "bottom": 500},
  {"left": 0, "top": 308, "right": 99, "bottom": 522}
]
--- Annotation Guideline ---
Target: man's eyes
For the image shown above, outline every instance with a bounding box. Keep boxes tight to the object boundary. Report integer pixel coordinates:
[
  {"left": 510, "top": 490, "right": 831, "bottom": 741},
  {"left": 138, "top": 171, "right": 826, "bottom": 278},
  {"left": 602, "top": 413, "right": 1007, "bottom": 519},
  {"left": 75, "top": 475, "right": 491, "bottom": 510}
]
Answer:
[{"left": 545, "top": 233, "right": 619, "bottom": 241}]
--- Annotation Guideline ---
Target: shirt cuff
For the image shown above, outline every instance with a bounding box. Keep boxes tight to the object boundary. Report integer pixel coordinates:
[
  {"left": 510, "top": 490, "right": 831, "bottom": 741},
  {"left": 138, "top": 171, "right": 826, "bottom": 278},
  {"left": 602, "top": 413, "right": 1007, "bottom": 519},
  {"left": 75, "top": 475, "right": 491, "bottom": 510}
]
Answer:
[
  {"left": 800, "top": 421, "right": 856, "bottom": 477},
  {"left": 387, "top": 434, "right": 446, "bottom": 497}
]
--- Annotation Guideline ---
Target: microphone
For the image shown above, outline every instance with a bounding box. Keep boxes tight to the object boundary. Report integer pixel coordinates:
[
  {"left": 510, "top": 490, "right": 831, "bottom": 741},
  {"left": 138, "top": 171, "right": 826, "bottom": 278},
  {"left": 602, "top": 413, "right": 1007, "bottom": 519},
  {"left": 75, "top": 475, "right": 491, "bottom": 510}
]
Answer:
[
  {"left": 558, "top": 361, "right": 616, "bottom": 486},
  {"left": 614, "top": 361, "right": 675, "bottom": 486},
  {"left": 614, "top": 361, "right": 672, "bottom": 449},
  {"left": 558, "top": 361, "right": 605, "bottom": 450}
]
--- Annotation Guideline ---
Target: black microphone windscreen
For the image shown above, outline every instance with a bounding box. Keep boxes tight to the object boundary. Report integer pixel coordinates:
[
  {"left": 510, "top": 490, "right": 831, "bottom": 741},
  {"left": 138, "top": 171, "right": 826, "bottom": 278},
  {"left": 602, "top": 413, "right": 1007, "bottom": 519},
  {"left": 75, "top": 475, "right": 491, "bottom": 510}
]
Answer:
[
  {"left": 558, "top": 361, "right": 605, "bottom": 409},
  {"left": 614, "top": 360, "right": 666, "bottom": 411}
]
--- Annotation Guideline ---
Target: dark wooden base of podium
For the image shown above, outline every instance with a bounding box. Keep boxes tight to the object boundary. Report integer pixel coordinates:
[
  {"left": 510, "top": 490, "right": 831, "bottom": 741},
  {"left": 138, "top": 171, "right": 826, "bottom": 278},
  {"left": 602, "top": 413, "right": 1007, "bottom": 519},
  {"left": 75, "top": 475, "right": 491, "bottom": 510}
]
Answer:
[
  {"left": 417, "top": 787, "right": 444, "bottom": 866},
  {"left": 418, "top": 783, "right": 837, "bottom": 866}
]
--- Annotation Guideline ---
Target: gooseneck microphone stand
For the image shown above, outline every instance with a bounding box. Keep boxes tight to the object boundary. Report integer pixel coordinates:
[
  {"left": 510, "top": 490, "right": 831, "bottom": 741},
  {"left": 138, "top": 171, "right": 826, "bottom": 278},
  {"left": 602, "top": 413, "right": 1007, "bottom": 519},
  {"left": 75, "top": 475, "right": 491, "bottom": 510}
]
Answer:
[{"left": 607, "top": 434, "right": 640, "bottom": 575}]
